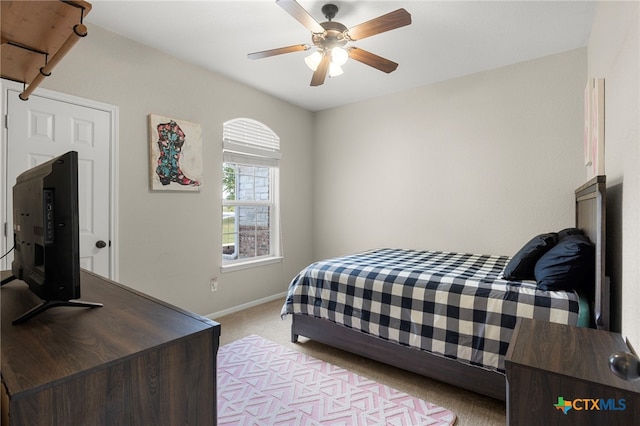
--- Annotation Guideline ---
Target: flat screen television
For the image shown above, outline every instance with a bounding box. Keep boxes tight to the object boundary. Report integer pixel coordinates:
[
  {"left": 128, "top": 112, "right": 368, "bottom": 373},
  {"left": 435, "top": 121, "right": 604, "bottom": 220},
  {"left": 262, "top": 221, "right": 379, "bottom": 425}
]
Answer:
[{"left": 0, "top": 151, "right": 101, "bottom": 324}]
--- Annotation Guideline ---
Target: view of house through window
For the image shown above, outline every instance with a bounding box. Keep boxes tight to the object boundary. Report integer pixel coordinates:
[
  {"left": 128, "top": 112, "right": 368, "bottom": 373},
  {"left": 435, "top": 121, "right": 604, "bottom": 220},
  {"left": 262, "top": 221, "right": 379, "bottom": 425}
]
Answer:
[
  {"left": 222, "top": 164, "right": 273, "bottom": 259},
  {"left": 222, "top": 118, "right": 280, "bottom": 266}
]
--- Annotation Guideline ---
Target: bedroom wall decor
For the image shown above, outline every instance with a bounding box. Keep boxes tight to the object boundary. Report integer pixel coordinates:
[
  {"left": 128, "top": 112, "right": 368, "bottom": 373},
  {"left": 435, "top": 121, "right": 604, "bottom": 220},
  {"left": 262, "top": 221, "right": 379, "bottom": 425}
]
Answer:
[
  {"left": 584, "top": 78, "right": 605, "bottom": 177},
  {"left": 148, "top": 114, "right": 202, "bottom": 191}
]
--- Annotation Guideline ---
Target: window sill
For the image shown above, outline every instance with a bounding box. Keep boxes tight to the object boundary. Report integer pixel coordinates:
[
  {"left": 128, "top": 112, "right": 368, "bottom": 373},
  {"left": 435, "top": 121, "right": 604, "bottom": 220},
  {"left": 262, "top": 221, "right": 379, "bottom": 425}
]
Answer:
[{"left": 221, "top": 256, "right": 283, "bottom": 273}]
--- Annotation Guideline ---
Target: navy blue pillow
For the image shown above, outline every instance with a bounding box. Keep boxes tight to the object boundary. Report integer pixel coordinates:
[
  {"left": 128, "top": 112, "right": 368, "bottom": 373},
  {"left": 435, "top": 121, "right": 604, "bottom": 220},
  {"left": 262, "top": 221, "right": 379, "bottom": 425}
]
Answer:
[
  {"left": 557, "top": 227, "right": 584, "bottom": 240},
  {"left": 503, "top": 233, "right": 558, "bottom": 280},
  {"left": 534, "top": 235, "right": 595, "bottom": 291}
]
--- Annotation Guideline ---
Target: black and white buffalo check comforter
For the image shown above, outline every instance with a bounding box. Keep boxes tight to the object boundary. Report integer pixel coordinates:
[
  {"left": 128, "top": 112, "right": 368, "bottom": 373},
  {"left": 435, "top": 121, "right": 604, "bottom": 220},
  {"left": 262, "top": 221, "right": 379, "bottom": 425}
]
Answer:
[{"left": 281, "top": 248, "right": 580, "bottom": 373}]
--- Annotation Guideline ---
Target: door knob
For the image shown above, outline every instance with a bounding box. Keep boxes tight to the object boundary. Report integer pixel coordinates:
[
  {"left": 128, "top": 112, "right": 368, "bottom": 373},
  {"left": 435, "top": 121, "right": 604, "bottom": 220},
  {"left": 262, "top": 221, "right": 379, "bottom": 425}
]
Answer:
[{"left": 95, "top": 240, "right": 107, "bottom": 249}]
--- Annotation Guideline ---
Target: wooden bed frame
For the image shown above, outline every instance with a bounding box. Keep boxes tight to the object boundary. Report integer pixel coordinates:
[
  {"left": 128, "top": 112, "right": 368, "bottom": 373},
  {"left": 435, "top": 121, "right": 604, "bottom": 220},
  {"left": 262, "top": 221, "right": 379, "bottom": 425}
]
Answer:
[{"left": 291, "top": 176, "right": 608, "bottom": 401}]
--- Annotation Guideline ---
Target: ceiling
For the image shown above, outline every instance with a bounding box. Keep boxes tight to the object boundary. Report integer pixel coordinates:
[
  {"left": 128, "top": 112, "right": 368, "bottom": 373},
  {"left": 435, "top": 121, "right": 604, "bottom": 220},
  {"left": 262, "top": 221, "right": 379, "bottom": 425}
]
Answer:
[{"left": 86, "top": 1, "right": 596, "bottom": 112}]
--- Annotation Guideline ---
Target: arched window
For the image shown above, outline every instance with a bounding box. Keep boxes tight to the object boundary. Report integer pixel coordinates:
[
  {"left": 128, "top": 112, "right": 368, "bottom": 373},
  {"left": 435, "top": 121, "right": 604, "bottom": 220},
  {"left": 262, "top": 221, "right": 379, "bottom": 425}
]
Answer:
[{"left": 222, "top": 118, "right": 281, "bottom": 268}]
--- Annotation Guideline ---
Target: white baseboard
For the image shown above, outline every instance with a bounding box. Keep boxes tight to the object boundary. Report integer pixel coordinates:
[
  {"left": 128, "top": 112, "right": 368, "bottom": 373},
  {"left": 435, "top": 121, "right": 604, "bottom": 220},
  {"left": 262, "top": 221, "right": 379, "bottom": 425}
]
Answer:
[{"left": 206, "top": 291, "right": 288, "bottom": 320}]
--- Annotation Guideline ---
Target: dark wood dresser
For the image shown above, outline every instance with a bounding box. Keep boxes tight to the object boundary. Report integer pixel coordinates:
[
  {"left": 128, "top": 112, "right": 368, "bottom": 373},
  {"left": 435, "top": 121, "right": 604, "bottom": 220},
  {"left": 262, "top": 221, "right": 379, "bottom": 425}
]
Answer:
[
  {"left": 505, "top": 318, "right": 640, "bottom": 425},
  {"left": 1, "top": 270, "right": 220, "bottom": 425}
]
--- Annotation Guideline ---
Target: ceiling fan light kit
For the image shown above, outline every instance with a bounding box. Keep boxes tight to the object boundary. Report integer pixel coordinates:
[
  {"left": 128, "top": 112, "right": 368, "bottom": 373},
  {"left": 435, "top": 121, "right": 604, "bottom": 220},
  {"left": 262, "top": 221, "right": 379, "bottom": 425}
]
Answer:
[
  {"left": 304, "top": 46, "right": 347, "bottom": 76},
  {"left": 330, "top": 46, "right": 349, "bottom": 65},
  {"left": 304, "top": 51, "right": 323, "bottom": 71},
  {"left": 248, "top": 0, "right": 412, "bottom": 87}
]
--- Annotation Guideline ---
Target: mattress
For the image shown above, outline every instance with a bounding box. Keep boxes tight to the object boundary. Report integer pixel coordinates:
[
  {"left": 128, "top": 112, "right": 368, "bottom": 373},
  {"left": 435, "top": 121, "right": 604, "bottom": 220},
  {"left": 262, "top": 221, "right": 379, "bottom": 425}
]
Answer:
[{"left": 282, "top": 248, "right": 581, "bottom": 372}]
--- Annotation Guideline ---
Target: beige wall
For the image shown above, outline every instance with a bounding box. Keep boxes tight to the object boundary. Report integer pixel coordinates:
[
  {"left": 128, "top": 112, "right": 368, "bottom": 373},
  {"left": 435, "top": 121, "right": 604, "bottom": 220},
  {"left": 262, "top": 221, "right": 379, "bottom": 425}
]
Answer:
[
  {"left": 587, "top": 1, "right": 640, "bottom": 343},
  {"left": 42, "top": 25, "right": 315, "bottom": 316},
  {"left": 313, "top": 49, "right": 587, "bottom": 259}
]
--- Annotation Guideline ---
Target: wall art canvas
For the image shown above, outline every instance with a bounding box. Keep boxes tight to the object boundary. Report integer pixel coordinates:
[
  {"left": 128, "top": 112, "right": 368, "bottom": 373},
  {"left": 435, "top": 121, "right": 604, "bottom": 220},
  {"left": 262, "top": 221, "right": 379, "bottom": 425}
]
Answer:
[
  {"left": 149, "top": 114, "right": 202, "bottom": 191},
  {"left": 583, "top": 78, "right": 605, "bottom": 177}
]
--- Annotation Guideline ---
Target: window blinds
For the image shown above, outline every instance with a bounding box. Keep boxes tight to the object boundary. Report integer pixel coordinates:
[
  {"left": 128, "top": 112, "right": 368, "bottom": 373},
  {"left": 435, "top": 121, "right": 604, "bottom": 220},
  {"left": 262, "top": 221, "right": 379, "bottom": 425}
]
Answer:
[{"left": 223, "top": 118, "right": 280, "bottom": 167}]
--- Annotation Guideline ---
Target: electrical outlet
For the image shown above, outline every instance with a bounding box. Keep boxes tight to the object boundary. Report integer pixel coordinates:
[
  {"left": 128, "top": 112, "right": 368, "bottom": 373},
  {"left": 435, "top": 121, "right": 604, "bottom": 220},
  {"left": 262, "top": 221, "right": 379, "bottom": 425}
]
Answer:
[{"left": 210, "top": 277, "right": 218, "bottom": 292}]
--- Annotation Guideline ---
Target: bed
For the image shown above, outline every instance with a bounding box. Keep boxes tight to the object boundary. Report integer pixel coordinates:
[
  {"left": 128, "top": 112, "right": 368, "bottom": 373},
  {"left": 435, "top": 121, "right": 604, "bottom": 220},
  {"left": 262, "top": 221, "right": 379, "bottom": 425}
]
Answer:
[{"left": 281, "top": 176, "right": 608, "bottom": 401}]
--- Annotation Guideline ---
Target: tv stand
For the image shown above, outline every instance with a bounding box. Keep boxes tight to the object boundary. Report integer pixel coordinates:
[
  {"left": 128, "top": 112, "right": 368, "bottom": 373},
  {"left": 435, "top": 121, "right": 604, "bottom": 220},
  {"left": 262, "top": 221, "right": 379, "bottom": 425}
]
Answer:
[
  {"left": 1, "top": 269, "right": 220, "bottom": 425},
  {"left": 0, "top": 275, "right": 102, "bottom": 324}
]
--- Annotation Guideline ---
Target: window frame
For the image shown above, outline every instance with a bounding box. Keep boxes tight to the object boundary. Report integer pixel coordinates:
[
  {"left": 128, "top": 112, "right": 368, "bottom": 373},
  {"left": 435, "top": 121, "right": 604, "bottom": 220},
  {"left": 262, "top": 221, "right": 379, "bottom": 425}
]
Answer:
[{"left": 221, "top": 118, "right": 282, "bottom": 271}]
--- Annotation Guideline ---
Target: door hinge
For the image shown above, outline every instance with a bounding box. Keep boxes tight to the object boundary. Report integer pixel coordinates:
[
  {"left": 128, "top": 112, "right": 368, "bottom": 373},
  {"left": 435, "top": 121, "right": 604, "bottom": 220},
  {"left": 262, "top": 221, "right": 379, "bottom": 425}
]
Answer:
[{"left": 4, "top": 114, "right": 7, "bottom": 129}]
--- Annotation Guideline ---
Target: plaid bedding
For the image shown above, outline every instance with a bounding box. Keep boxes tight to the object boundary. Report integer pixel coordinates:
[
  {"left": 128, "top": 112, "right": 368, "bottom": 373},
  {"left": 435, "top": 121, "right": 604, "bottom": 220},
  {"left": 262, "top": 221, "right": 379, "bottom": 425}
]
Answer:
[{"left": 281, "top": 248, "right": 580, "bottom": 373}]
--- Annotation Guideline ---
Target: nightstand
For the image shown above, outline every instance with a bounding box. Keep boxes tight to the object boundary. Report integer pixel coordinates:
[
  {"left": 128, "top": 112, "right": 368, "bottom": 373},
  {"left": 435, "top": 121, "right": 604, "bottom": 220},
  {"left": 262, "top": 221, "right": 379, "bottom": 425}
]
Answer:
[{"left": 505, "top": 318, "right": 640, "bottom": 425}]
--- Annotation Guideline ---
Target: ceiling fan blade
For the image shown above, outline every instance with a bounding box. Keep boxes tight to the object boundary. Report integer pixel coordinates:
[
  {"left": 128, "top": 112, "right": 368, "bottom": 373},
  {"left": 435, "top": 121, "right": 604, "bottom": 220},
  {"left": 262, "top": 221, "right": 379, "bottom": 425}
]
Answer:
[
  {"left": 310, "top": 54, "right": 330, "bottom": 86},
  {"left": 346, "top": 8, "right": 411, "bottom": 41},
  {"left": 348, "top": 47, "right": 398, "bottom": 73},
  {"left": 276, "top": 0, "right": 325, "bottom": 34},
  {"left": 248, "top": 44, "right": 310, "bottom": 60}
]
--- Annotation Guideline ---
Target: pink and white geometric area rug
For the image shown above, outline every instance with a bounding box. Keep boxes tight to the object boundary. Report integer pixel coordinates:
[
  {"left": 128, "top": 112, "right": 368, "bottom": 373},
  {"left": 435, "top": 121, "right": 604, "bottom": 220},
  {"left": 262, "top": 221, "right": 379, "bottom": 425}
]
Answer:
[{"left": 217, "top": 335, "right": 456, "bottom": 425}]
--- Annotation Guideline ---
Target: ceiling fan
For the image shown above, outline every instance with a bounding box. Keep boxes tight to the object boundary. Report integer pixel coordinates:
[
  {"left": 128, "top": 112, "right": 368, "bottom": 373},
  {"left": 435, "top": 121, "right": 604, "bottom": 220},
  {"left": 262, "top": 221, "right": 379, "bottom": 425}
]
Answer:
[{"left": 248, "top": 0, "right": 412, "bottom": 87}]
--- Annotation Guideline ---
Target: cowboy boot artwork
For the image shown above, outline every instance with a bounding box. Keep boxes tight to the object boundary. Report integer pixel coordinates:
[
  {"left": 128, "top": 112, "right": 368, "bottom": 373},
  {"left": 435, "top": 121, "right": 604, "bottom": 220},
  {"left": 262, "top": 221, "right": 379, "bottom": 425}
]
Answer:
[{"left": 155, "top": 120, "right": 201, "bottom": 186}]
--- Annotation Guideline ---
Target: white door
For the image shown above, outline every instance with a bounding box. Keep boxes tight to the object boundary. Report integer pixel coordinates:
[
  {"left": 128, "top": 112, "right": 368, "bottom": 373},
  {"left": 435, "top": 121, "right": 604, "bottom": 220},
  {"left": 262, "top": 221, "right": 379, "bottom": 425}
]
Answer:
[{"left": 3, "top": 86, "right": 115, "bottom": 278}]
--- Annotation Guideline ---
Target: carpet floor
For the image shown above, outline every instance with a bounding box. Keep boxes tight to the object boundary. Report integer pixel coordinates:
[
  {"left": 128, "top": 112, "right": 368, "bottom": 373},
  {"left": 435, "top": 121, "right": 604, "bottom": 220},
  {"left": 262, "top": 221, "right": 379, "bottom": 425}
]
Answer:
[{"left": 218, "top": 335, "right": 457, "bottom": 425}]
